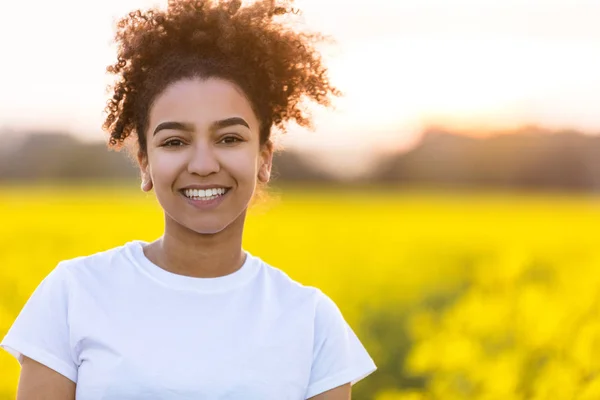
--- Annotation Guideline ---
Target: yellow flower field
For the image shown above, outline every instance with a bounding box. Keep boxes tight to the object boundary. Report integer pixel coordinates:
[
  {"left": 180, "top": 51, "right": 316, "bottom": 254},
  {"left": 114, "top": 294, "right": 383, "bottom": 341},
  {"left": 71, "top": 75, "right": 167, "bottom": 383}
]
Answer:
[{"left": 1, "top": 184, "right": 600, "bottom": 399}]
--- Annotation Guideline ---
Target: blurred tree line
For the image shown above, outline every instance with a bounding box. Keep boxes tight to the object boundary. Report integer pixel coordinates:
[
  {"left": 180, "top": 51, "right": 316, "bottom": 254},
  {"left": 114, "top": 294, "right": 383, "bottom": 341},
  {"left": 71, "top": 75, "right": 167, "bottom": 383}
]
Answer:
[
  {"left": 2, "top": 125, "right": 600, "bottom": 191},
  {"left": 372, "top": 125, "right": 600, "bottom": 191},
  {"left": 0, "top": 131, "right": 333, "bottom": 184}
]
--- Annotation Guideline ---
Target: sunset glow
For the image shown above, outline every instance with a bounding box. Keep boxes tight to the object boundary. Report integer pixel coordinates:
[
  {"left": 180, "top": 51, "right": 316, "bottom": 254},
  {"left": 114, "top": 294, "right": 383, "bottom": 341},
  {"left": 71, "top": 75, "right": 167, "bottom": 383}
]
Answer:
[{"left": 1, "top": 0, "right": 599, "bottom": 161}]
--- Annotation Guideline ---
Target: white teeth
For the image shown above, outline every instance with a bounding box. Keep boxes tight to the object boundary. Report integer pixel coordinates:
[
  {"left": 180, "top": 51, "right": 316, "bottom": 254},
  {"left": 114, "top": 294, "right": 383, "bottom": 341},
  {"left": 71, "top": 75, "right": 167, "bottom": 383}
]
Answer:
[{"left": 183, "top": 188, "right": 227, "bottom": 200}]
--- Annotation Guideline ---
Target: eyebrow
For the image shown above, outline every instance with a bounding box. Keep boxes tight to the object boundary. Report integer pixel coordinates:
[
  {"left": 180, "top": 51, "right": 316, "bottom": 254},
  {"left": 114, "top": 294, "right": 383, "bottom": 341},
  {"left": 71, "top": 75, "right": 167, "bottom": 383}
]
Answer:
[
  {"left": 152, "top": 117, "right": 250, "bottom": 136},
  {"left": 212, "top": 117, "right": 250, "bottom": 131}
]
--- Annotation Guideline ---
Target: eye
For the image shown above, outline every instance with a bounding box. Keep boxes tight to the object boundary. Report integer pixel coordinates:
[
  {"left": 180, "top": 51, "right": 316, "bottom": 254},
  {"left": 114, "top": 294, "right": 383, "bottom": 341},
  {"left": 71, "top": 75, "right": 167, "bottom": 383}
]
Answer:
[
  {"left": 219, "top": 136, "right": 243, "bottom": 145},
  {"left": 162, "top": 139, "right": 185, "bottom": 147}
]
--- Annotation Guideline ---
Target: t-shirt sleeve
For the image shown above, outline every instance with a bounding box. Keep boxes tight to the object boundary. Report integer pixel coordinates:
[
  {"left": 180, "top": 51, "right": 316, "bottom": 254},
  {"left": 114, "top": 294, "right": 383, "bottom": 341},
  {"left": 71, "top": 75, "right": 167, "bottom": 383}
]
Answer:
[
  {"left": 0, "top": 262, "right": 78, "bottom": 382},
  {"left": 304, "top": 290, "right": 377, "bottom": 399}
]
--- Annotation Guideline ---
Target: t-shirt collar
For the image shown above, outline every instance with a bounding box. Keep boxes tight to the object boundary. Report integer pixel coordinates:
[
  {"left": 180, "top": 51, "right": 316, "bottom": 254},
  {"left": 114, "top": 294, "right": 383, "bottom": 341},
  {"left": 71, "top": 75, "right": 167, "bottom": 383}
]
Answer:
[{"left": 125, "top": 240, "right": 260, "bottom": 293}]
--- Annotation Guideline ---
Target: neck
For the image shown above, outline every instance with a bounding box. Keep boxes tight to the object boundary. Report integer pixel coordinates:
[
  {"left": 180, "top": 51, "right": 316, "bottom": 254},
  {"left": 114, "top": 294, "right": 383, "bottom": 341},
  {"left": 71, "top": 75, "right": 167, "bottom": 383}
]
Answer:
[{"left": 145, "top": 211, "right": 247, "bottom": 278}]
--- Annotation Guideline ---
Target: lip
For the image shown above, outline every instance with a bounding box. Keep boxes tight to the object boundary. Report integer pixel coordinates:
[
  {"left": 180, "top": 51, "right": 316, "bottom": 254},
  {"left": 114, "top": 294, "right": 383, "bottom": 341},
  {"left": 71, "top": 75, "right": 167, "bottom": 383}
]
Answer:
[{"left": 179, "top": 187, "right": 230, "bottom": 210}]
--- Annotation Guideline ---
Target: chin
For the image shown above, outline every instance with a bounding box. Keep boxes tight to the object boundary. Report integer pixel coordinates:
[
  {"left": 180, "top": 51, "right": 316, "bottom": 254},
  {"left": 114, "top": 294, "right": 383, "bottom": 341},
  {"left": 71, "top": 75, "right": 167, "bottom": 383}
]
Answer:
[
  {"left": 191, "top": 225, "right": 228, "bottom": 235},
  {"left": 165, "top": 204, "right": 247, "bottom": 236},
  {"left": 185, "top": 215, "right": 239, "bottom": 235}
]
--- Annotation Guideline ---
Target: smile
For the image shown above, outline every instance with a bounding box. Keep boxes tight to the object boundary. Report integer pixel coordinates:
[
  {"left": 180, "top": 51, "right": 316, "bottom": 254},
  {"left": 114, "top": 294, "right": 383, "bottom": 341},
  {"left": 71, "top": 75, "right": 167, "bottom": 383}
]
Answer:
[{"left": 181, "top": 187, "right": 229, "bottom": 201}]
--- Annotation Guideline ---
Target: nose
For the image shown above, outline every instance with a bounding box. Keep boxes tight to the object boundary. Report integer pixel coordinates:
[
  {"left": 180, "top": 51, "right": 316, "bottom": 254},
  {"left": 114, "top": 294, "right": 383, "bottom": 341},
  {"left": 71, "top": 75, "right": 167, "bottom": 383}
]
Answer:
[{"left": 186, "top": 141, "right": 220, "bottom": 176}]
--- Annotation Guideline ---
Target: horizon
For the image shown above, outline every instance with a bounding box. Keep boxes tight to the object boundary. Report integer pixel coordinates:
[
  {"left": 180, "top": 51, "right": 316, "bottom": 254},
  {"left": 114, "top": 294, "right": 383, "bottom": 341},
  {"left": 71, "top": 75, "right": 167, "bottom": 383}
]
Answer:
[{"left": 1, "top": 0, "right": 600, "bottom": 175}]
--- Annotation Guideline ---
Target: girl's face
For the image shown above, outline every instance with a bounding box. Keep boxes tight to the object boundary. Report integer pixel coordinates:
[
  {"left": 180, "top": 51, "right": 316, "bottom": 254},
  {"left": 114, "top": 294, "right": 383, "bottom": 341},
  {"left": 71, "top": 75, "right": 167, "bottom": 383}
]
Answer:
[{"left": 141, "top": 77, "right": 273, "bottom": 235}]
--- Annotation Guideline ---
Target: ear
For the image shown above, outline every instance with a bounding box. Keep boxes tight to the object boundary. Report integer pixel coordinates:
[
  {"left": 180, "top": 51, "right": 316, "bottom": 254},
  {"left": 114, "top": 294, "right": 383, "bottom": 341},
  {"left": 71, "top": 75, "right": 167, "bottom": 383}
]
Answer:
[
  {"left": 137, "top": 150, "right": 153, "bottom": 192},
  {"left": 258, "top": 140, "right": 274, "bottom": 183}
]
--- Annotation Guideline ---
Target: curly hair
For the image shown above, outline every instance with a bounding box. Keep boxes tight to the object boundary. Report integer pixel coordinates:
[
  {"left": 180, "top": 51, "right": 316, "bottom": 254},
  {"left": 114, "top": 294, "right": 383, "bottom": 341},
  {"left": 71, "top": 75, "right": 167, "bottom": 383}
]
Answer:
[{"left": 102, "top": 0, "right": 340, "bottom": 162}]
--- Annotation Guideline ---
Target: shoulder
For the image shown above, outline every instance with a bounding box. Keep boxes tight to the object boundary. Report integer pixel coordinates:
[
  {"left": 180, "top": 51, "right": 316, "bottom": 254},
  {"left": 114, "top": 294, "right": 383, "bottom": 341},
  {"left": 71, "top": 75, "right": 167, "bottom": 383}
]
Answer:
[
  {"left": 255, "top": 256, "right": 317, "bottom": 292},
  {"left": 54, "top": 241, "right": 140, "bottom": 285},
  {"left": 258, "top": 260, "right": 348, "bottom": 333},
  {"left": 252, "top": 255, "right": 333, "bottom": 314}
]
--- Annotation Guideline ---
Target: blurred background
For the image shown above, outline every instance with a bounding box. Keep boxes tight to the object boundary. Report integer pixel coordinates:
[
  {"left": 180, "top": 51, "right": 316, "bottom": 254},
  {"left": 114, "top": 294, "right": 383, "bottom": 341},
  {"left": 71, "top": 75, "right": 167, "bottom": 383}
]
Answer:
[{"left": 2, "top": 0, "right": 600, "bottom": 399}]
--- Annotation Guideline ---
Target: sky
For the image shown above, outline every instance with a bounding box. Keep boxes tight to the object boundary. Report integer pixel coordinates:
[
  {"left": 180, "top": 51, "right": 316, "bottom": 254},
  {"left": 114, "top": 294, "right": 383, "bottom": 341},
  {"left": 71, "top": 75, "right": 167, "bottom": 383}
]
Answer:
[{"left": 1, "top": 0, "right": 600, "bottom": 175}]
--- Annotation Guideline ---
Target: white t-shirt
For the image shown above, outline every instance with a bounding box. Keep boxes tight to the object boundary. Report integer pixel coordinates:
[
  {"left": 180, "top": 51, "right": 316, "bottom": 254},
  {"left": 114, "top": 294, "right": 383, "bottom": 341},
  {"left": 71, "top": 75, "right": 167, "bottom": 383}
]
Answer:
[{"left": 1, "top": 240, "right": 376, "bottom": 399}]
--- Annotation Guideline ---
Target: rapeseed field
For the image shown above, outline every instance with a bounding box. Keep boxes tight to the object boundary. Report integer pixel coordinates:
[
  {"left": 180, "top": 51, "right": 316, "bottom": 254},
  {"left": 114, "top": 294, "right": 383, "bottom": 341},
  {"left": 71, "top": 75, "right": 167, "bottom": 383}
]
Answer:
[{"left": 1, "top": 184, "right": 600, "bottom": 400}]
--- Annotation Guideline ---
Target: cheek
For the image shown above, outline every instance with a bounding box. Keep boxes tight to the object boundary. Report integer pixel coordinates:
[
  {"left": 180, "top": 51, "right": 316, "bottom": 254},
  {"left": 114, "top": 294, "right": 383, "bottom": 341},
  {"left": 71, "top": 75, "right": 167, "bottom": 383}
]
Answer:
[
  {"left": 222, "top": 150, "right": 259, "bottom": 183},
  {"left": 147, "top": 148, "right": 260, "bottom": 187},
  {"left": 148, "top": 153, "right": 182, "bottom": 183}
]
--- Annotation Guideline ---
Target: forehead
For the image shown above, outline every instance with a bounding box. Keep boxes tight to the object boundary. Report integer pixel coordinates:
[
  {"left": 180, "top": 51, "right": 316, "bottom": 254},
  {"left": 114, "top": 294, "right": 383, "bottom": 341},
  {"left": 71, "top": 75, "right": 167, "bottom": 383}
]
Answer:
[{"left": 148, "top": 77, "right": 259, "bottom": 130}]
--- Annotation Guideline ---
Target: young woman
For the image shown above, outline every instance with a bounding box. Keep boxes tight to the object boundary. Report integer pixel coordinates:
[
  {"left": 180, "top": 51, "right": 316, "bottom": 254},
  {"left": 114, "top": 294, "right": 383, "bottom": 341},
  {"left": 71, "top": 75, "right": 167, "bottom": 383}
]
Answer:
[{"left": 1, "top": 0, "right": 377, "bottom": 398}]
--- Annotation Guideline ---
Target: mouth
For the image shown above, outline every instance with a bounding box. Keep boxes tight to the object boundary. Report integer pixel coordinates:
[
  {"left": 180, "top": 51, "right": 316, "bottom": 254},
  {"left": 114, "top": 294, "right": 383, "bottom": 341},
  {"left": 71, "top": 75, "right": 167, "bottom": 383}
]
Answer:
[{"left": 180, "top": 187, "right": 231, "bottom": 202}]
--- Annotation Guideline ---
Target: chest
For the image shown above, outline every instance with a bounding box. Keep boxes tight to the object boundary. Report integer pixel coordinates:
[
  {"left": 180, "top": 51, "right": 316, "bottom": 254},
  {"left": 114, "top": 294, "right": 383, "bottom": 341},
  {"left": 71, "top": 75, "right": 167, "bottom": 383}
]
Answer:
[{"left": 71, "top": 288, "right": 315, "bottom": 399}]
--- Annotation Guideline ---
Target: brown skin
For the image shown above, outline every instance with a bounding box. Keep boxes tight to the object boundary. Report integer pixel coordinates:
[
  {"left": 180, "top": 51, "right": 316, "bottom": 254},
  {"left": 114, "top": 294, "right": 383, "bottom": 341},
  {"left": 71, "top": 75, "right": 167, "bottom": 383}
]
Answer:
[
  {"left": 310, "top": 383, "right": 352, "bottom": 400},
  {"left": 139, "top": 77, "right": 273, "bottom": 278},
  {"left": 17, "top": 357, "right": 75, "bottom": 400}
]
